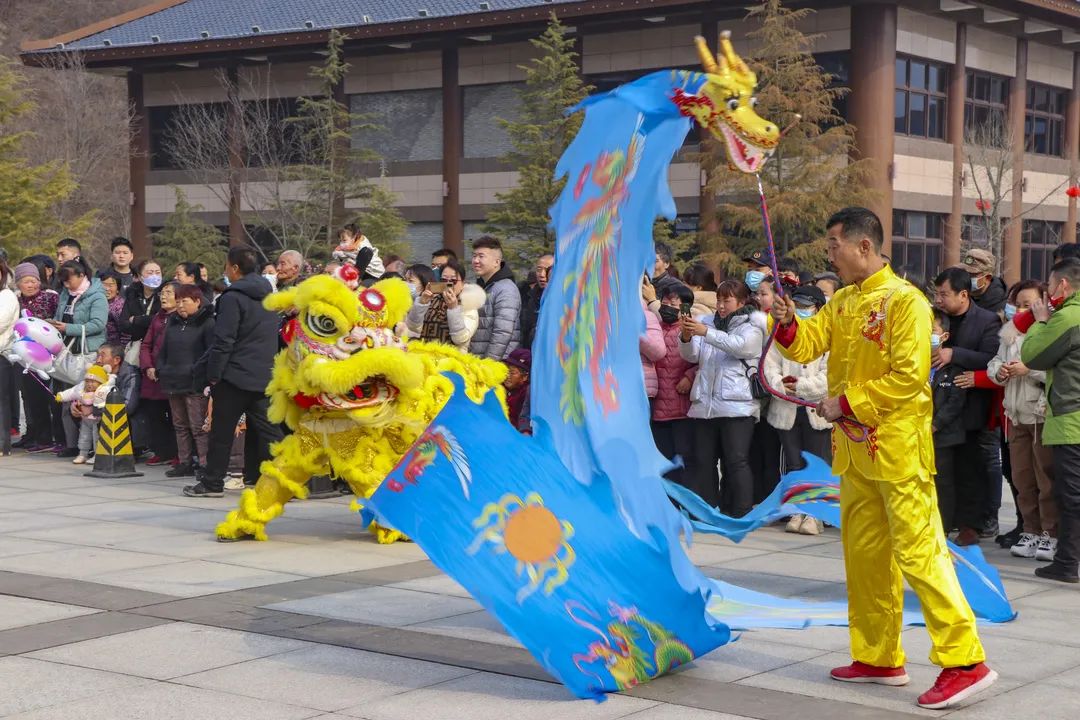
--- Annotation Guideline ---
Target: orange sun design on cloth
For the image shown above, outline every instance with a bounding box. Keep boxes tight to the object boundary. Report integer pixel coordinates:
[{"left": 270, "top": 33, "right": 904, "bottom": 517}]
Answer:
[{"left": 466, "top": 492, "right": 576, "bottom": 603}]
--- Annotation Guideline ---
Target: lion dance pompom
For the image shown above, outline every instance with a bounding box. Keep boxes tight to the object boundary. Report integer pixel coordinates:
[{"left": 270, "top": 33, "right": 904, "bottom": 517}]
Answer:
[{"left": 215, "top": 274, "right": 507, "bottom": 544}]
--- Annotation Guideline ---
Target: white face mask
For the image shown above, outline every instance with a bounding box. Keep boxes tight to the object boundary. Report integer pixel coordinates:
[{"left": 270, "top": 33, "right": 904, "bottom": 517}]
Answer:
[
  {"left": 262, "top": 274, "right": 278, "bottom": 291},
  {"left": 930, "top": 333, "right": 942, "bottom": 349}
]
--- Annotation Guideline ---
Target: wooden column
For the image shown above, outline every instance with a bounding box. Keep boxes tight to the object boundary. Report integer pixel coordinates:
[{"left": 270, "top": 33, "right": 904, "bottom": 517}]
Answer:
[
  {"left": 127, "top": 72, "right": 150, "bottom": 258},
  {"left": 698, "top": 14, "right": 719, "bottom": 241},
  {"left": 226, "top": 65, "right": 245, "bottom": 247},
  {"left": 332, "top": 76, "right": 349, "bottom": 234},
  {"left": 1005, "top": 39, "right": 1027, "bottom": 286},
  {"left": 849, "top": 3, "right": 898, "bottom": 254},
  {"left": 1065, "top": 52, "right": 1080, "bottom": 246},
  {"left": 945, "top": 23, "right": 967, "bottom": 269},
  {"left": 442, "top": 44, "right": 464, "bottom": 257}
]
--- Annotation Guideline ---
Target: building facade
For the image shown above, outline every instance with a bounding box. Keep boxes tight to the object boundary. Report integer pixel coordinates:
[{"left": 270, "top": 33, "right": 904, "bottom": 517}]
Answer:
[{"left": 20, "top": 0, "right": 1080, "bottom": 283}]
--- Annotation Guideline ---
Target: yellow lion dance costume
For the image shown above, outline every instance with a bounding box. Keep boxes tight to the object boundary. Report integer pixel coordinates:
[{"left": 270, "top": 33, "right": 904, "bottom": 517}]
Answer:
[{"left": 215, "top": 274, "right": 506, "bottom": 544}]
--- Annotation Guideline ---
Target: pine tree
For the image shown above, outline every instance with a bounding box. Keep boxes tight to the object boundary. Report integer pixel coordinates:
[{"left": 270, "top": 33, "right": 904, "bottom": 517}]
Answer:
[
  {"left": 486, "top": 14, "right": 592, "bottom": 270},
  {"left": 0, "top": 53, "right": 93, "bottom": 258},
  {"left": 705, "top": 0, "right": 872, "bottom": 276},
  {"left": 151, "top": 188, "right": 228, "bottom": 271},
  {"left": 281, "top": 30, "right": 408, "bottom": 261}
]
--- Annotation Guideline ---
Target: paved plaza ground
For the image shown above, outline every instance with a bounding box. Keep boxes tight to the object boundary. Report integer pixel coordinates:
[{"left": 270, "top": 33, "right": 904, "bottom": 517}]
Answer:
[{"left": 1, "top": 451, "right": 1078, "bottom": 720}]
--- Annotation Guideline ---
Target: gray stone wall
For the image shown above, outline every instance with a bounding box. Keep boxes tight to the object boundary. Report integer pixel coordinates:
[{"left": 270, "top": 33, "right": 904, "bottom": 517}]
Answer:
[
  {"left": 351, "top": 89, "right": 443, "bottom": 162},
  {"left": 463, "top": 83, "right": 523, "bottom": 160}
]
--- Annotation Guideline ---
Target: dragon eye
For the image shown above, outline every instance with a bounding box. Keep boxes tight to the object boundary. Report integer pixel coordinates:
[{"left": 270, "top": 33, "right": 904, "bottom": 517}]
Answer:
[
  {"left": 306, "top": 313, "right": 338, "bottom": 337},
  {"left": 727, "top": 98, "right": 740, "bottom": 111},
  {"left": 749, "top": 96, "right": 758, "bottom": 108}
]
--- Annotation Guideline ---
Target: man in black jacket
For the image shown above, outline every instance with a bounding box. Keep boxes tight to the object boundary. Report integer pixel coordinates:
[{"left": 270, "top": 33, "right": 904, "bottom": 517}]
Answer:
[
  {"left": 183, "top": 246, "right": 284, "bottom": 498},
  {"left": 932, "top": 267, "right": 1003, "bottom": 545},
  {"left": 519, "top": 254, "right": 553, "bottom": 348}
]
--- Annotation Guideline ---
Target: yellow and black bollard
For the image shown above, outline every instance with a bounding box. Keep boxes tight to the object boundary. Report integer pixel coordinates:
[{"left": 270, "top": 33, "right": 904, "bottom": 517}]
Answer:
[{"left": 85, "top": 387, "right": 144, "bottom": 479}]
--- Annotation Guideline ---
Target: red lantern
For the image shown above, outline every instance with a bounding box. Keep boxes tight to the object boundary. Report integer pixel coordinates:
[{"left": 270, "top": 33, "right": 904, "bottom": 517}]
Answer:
[{"left": 1066, "top": 185, "right": 1080, "bottom": 198}]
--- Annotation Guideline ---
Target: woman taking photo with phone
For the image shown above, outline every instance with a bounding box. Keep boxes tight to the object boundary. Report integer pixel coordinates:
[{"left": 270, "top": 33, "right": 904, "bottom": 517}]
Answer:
[{"left": 405, "top": 259, "right": 484, "bottom": 351}]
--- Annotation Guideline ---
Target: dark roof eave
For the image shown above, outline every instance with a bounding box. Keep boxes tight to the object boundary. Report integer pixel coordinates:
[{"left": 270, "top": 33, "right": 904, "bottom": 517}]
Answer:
[{"left": 19, "top": 0, "right": 710, "bottom": 68}]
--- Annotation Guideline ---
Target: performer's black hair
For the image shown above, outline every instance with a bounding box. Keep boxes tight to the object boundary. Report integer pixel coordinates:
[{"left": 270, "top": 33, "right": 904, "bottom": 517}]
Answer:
[{"left": 825, "top": 207, "right": 883, "bottom": 250}]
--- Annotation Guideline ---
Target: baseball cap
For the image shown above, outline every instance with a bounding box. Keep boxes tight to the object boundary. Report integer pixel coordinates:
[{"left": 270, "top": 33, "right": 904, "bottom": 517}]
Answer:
[
  {"left": 742, "top": 249, "right": 773, "bottom": 268},
  {"left": 505, "top": 348, "right": 532, "bottom": 373},
  {"left": 791, "top": 285, "right": 827, "bottom": 308},
  {"left": 957, "top": 248, "right": 995, "bottom": 276}
]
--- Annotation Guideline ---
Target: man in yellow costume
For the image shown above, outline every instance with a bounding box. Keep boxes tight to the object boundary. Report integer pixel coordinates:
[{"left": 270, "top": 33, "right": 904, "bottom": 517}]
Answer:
[{"left": 770, "top": 207, "right": 996, "bottom": 710}]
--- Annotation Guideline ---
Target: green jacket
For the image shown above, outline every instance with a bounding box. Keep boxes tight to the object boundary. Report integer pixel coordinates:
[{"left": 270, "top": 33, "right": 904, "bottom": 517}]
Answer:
[{"left": 1021, "top": 292, "right": 1080, "bottom": 445}]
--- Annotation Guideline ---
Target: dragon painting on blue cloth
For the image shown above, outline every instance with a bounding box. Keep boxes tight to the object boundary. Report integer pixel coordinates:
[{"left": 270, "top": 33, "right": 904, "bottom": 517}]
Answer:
[{"left": 216, "top": 30, "right": 1014, "bottom": 702}]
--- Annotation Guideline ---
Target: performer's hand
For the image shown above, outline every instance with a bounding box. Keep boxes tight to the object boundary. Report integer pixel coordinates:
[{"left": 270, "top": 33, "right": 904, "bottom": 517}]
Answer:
[
  {"left": 954, "top": 370, "right": 976, "bottom": 389},
  {"left": 771, "top": 295, "right": 796, "bottom": 326},
  {"left": 931, "top": 346, "right": 953, "bottom": 369},
  {"left": 1031, "top": 293, "right": 1051, "bottom": 323},
  {"left": 641, "top": 276, "right": 657, "bottom": 304},
  {"left": 675, "top": 377, "right": 692, "bottom": 395},
  {"left": 1007, "top": 361, "right": 1030, "bottom": 377},
  {"left": 680, "top": 316, "right": 707, "bottom": 338},
  {"left": 816, "top": 397, "right": 844, "bottom": 422}
]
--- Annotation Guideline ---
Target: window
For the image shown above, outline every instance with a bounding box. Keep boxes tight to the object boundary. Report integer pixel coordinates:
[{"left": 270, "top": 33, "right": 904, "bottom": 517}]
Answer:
[
  {"left": 1025, "top": 83, "right": 1066, "bottom": 157},
  {"left": 149, "top": 104, "right": 228, "bottom": 170},
  {"left": 817, "top": 52, "right": 851, "bottom": 123},
  {"left": 1022, "top": 220, "right": 1063, "bottom": 280},
  {"left": 353, "top": 89, "right": 443, "bottom": 162},
  {"left": 894, "top": 57, "right": 948, "bottom": 139},
  {"left": 892, "top": 210, "right": 945, "bottom": 286},
  {"left": 964, "top": 70, "right": 1009, "bottom": 137}
]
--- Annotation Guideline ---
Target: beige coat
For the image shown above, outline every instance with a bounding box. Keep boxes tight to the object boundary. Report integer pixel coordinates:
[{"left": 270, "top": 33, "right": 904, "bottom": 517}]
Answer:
[
  {"left": 763, "top": 345, "right": 831, "bottom": 431},
  {"left": 405, "top": 283, "right": 486, "bottom": 352}
]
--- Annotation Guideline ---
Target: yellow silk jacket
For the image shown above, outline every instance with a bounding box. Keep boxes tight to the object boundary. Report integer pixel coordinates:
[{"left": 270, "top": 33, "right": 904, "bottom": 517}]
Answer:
[{"left": 778, "top": 265, "right": 935, "bottom": 481}]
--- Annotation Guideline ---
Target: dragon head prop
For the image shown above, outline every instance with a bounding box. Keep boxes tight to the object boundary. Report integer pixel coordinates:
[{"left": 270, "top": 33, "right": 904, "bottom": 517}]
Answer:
[{"left": 674, "top": 31, "right": 780, "bottom": 174}]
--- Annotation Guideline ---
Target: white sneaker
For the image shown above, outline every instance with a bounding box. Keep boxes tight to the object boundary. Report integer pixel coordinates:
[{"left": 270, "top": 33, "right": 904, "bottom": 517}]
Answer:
[
  {"left": 72, "top": 455, "right": 87, "bottom": 465},
  {"left": 786, "top": 514, "right": 805, "bottom": 534},
  {"left": 799, "top": 515, "right": 824, "bottom": 536},
  {"left": 224, "top": 476, "right": 245, "bottom": 491},
  {"left": 1035, "top": 532, "right": 1058, "bottom": 562},
  {"left": 1010, "top": 532, "right": 1039, "bottom": 558}
]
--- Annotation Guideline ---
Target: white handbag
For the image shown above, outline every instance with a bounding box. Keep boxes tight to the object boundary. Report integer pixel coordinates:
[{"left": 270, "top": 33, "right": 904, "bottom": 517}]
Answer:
[{"left": 51, "top": 326, "right": 94, "bottom": 385}]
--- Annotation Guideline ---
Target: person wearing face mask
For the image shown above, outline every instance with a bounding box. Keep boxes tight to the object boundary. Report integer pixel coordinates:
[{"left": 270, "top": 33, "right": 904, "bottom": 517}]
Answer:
[
  {"left": 957, "top": 249, "right": 1007, "bottom": 317},
  {"left": 1021, "top": 258, "right": 1080, "bottom": 584},
  {"left": 119, "top": 260, "right": 164, "bottom": 344},
  {"left": 651, "top": 285, "right": 698, "bottom": 489},
  {"left": 985, "top": 280, "right": 1057, "bottom": 563},
  {"left": 763, "top": 285, "right": 831, "bottom": 535},
  {"left": 742, "top": 249, "right": 772, "bottom": 292}
]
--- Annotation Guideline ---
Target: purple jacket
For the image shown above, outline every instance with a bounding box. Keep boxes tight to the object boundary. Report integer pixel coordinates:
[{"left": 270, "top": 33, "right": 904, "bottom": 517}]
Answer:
[{"left": 139, "top": 310, "right": 170, "bottom": 401}]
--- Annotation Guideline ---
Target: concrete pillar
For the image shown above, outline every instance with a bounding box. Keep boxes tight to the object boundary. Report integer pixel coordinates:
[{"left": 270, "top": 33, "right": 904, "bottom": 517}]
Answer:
[
  {"left": 1065, "top": 53, "right": 1080, "bottom": 246},
  {"left": 442, "top": 44, "right": 464, "bottom": 258},
  {"left": 849, "top": 4, "right": 898, "bottom": 254},
  {"left": 127, "top": 72, "right": 150, "bottom": 258},
  {"left": 226, "top": 65, "right": 245, "bottom": 247},
  {"left": 698, "top": 14, "right": 719, "bottom": 241},
  {"left": 945, "top": 23, "right": 966, "bottom": 269},
  {"left": 1005, "top": 39, "right": 1027, "bottom": 286}
]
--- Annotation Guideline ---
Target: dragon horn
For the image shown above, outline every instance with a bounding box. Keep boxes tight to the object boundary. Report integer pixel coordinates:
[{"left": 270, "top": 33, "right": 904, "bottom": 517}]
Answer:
[
  {"left": 718, "top": 30, "right": 748, "bottom": 74},
  {"left": 693, "top": 35, "right": 720, "bottom": 74}
]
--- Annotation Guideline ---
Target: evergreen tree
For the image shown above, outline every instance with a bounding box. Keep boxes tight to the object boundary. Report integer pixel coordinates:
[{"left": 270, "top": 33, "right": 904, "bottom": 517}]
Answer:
[
  {"left": 0, "top": 53, "right": 93, "bottom": 257},
  {"left": 486, "top": 14, "right": 592, "bottom": 270},
  {"left": 705, "top": 0, "right": 872, "bottom": 275},
  {"left": 152, "top": 187, "right": 228, "bottom": 271},
  {"left": 281, "top": 30, "right": 408, "bottom": 261}
]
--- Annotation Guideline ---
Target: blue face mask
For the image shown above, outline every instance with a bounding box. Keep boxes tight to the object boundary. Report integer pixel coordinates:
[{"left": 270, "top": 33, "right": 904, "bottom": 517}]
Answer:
[
  {"left": 1004, "top": 303, "right": 1017, "bottom": 321},
  {"left": 930, "top": 334, "right": 942, "bottom": 350},
  {"left": 794, "top": 308, "right": 815, "bottom": 320},
  {"left": 745, "top": 270, "right": 767, "bottom": 291},
  {"left": 142, "top": 273, "right": 162, "bottom": 289}
]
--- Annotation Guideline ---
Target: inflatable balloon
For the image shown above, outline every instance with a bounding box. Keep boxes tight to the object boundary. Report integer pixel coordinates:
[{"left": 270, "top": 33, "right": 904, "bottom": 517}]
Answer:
[
  {"left": 13, "top": 315, "right": 65, "bottom": 355},
  {"left": 5, "top": 337, "right": 56, "bottom": 380}
]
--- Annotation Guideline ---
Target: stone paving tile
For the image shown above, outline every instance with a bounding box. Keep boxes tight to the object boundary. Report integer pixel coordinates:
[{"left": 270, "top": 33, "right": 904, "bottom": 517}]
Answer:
[
  {"left": 177, "top": 643, "right": 475, "bottom": 712},
  {"left": 341, "top": 672, "right": 658, "bottom": 720},
  {"left": 713, "top": 551, "right": 849, "bottom": 584},
  {"left": 211, "top": 543, "right": 414, "bottom": 577},
  {"left": 0, "top": 612, "right": 169, "bottom": 656},
  {"left": 0, "top": 490, "right": 111, "bottom": 511},
  {"left": 267, "top": 586, "right": 481, "bottom": 626},
  {"left": 88, "top": 560, "right": 307, "bottom": 598},
  {"left": 4, "top": 680, "right": 322, "bottom": 720},
  {"left": 405, "top": 609, "right": 520, "bottom": 648},
  {"left": 944, "top": 682, "right": 1080, "bottom": 720},
  {"left": 0, "top": 510, "right": 96, "bottom": 535},
  {"left": 0, "top": 657, "right": 150, "bottom": 716},
  {"left": 7, "top": 519, "right": 191, "bottom": 548},
  {"left": 389, "top": 574, "right": 472, "bottom": 598},
  {"left": 0, "top": 536, "right": 70, "bottom": 559},
  {"left": 0, "top": 596, "right": 100, "bottom": 631},
  {"left": 675, "top": 637, "right": 828, "bottom": 684},
  {"left": 734, "top": 650, "right": 1019, "bottom": 717},
  {"left": 899, "top": 623, "right": 1080, "bottom": 679},
  {"left": 65, "top": 483, "right": 180, "bottom": 501},
  {"left": 0, "top": 546, "right": 187, "bottom": 581},
  {"left": 682, "top": 541, "right": 775, "bottom": 566},
  {"left": 27, "top": 621, "right": 312, "bottom": 680},
  {"left": 1048, "top": 665, "right": 1080, "bottom": 691},
  {"left": 620, "top": 706, "right": 756, "bottom": 720}
]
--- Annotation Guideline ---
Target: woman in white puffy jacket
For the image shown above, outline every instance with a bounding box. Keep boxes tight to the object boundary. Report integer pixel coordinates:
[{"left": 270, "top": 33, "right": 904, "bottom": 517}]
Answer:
[
  {"left": 678, "top": 279, "right": 765, "bottom": 516},
  {"left": 987, "top": 280, "right": 1058, "bottom": 560},
  {"left": 405, "top": 259, "right": 485, "bottom": 352}
]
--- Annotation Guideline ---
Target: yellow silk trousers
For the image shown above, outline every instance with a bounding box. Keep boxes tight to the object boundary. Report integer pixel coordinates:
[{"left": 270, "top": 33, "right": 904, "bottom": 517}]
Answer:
[{"left": 840, "top": 468, "right": 986, "bottom": 669}]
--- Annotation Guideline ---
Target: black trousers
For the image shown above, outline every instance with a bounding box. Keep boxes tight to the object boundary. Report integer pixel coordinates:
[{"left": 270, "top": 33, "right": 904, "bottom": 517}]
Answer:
[
  {"left": 1052, "top": 444, "right": 1080, "bottom": 573},
  {"left": 935, "top": 430, "right": 987, "bottom": 532},
  {"left": 140, "top": 398, "right": 177, "bottom": 460},
  {"left": 751, "top": 418, "right": 783, "bottom": 503},
  {"left": 979, "top": 428, "right": 1004, "bottom": 523},
  {"left": 19, "top": 370, "right": 54, "bottom": 445},
  {"left": 0, "top": 358, "right": 12, "bottom": 454},
  {"left": 50, "top": 380, "right": 70, "bottom": 448},
  {"left": 651, "top": 418, "right": 694, "bottom": 487},
  {"left": 204, "top": 380, "right": 283, "bottom": 492},
  {"left": 779, "top": 407, "right": 833, "bottom": 472},
  {"left": 688, "top": 416, "right": 756, "bottom": 516}
]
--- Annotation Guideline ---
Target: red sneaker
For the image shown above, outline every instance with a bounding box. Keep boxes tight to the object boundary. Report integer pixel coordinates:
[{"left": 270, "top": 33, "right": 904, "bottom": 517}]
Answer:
[
  {"left": 830, "top": 661, "right": 910, "bottom": 686},
  {"left": 917, "top": 663, "right": 998, "bottom": 710}
]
